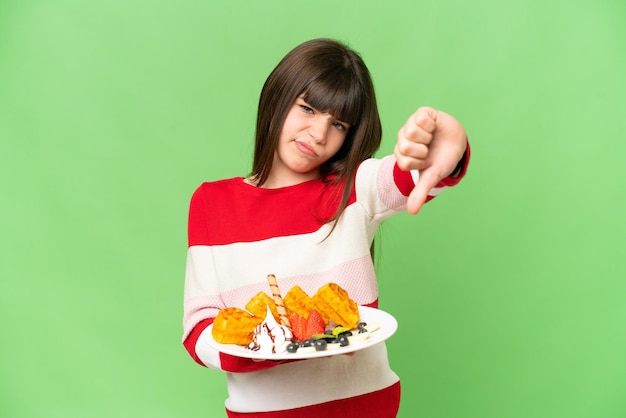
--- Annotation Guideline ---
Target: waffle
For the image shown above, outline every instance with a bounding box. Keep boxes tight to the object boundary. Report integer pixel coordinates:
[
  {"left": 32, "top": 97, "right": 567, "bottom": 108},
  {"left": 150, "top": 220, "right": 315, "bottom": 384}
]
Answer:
[
  {"left": 312, "top": 283, "right": 360, "bottom": 329},
  {"left": 245, "top": 291, "right": 278, "bottom": 321},
  {"left": 212, "top": 280, "right": 360, "bottom": 347},
  {"left": 284, "top": 285, "right": 323, "bottom": 320},
  {"left": 211, "top": 307, "right": 263, "bottom": 345}
]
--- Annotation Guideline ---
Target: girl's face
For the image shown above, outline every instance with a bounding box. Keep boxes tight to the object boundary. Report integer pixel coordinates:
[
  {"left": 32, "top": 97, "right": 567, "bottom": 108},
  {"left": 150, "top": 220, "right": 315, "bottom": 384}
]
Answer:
[{"left": 266, "top": 95, "right": 350, "bottom": 188}]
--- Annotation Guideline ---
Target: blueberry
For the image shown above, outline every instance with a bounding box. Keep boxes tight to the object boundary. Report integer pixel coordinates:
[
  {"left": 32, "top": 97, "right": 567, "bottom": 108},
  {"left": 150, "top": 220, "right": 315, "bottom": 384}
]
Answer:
[
  {"left": 302, "top": 339, "right": 314, "bottom": 347},
  {"left": 314, "top": 339, "right": 328, "bottom": 351},
  {"left": 338, "top": 334, "right": 350, "bottom": 347},
  {"left": 286, "top": 343, "right": 299, "bottom": 353}
]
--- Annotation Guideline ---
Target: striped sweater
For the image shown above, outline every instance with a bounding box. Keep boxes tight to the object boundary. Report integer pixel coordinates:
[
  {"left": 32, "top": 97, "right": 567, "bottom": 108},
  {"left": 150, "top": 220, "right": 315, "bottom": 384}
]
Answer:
[{"left": 183, "top": 150, "right": 469, "bottom": 417}]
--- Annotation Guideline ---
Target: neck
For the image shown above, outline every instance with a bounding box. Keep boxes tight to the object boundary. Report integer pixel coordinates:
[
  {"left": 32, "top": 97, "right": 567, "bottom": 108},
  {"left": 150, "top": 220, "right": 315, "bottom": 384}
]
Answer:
[{"left": 251, "top": 169, "right": 321, "bottom": 189}]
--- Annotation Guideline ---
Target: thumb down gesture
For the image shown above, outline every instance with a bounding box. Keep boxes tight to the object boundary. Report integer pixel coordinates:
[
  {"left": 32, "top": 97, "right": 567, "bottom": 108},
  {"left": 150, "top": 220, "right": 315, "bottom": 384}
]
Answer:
[{"left": 394, "top": 107, "right": 468, "bottom": 215}]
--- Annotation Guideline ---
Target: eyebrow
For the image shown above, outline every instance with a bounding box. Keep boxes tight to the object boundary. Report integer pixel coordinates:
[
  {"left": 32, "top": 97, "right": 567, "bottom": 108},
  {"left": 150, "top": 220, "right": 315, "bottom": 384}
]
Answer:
[{"left": 296, "top": 95, "right": 351, "bottom": 127}]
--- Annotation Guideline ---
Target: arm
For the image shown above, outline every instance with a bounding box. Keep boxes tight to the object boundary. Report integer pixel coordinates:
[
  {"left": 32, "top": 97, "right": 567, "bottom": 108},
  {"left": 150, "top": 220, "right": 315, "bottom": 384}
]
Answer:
[
  {"left": 182, "top": 185, "right": 292, "bottom": 373},
  {"left": 394, "top": 107, "right": 469, "bottom": 214},
  {"left": 352, "top": 143, "right": 468, "bottom": 222}
]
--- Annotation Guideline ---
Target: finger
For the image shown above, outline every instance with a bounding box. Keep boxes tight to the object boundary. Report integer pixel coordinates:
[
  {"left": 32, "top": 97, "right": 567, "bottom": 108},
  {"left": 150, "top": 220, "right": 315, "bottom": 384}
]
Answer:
[
  {"left": 411, "top": 107, "right": 437, "bottom": 144},
  {"left": 394, "top": 144, "right": 430, "bottom": 172},
  {"left": 406, "top": 170, "right": 440, "bottom": 215},
  {"left": 406, "top": 186, "right": 428, "bottom": 215},
  {"left": 395, "top": 138, "right": 429, "bottom": 160},
  {"left": 400, "top": 119, "right": 434, "bottom": 146}
]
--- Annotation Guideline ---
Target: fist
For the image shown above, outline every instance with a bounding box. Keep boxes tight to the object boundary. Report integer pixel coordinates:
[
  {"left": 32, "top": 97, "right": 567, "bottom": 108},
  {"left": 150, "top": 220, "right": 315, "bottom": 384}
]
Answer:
[{"left": 394, "top": 107, "right": 467, "bottom": 214}]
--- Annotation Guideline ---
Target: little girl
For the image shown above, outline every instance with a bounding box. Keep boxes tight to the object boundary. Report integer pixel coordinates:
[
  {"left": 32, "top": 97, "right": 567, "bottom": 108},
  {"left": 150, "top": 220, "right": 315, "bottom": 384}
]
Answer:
[{"left": 182, "top": 38, "right": 470, "bottom": 417}]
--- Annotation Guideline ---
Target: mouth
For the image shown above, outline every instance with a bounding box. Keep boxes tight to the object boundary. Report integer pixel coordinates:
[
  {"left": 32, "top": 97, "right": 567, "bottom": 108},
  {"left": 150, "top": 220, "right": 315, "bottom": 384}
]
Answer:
[{"left": 294, "top": 140, "right": 319, "bottom": 157}]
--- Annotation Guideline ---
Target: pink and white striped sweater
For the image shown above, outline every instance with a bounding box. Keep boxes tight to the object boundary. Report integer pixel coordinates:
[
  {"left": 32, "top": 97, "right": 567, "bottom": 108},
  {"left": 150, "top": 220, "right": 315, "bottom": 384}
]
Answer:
[{"left": 182, "top": 150, "right": 469, "bottom": 417}]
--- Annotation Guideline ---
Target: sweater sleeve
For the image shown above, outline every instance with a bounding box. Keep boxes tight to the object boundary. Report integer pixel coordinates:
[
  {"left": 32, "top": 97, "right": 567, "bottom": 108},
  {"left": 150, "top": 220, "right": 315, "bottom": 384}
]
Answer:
[
  {"left": 355, "top": 140, "right": 470, "bottom": 217},
  {"left": 185, "top": 319, "right": 295, "bottom": 372},
  {"left": 392, "top": 139, "right": 471, "bottom": 202}
]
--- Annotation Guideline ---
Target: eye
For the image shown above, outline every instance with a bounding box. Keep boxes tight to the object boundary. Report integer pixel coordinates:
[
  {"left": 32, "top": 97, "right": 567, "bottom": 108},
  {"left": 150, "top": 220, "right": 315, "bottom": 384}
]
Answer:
[
  {"left": 299, "top": 105, "right": 314, "bottom": 114},
  {"left": 333, "top": 121, "right": 348, "bottom": 131}
]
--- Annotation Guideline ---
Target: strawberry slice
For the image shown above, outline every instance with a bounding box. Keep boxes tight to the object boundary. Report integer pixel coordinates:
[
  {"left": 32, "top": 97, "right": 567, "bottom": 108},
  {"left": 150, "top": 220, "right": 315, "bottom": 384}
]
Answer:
[
  {"left": 290, "top": 312, "right": 307, "bottom": 341},
  {"left": 306, "top": 309, "right": 325, "bottom": 337},
  {"left": 290, "top": 310, "right": 326, "bottom": 341}
]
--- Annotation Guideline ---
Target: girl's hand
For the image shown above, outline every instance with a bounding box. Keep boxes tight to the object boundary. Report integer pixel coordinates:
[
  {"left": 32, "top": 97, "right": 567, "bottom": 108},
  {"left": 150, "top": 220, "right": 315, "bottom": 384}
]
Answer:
[{"left": 394, "top": 107, "right": 467, "bottom": 214}]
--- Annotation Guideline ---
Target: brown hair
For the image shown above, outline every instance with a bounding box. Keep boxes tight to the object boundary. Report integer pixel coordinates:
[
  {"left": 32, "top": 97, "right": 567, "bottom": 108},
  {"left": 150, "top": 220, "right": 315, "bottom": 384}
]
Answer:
[{"left": 251, "top": 38, "right": 382, "bottom": 225}]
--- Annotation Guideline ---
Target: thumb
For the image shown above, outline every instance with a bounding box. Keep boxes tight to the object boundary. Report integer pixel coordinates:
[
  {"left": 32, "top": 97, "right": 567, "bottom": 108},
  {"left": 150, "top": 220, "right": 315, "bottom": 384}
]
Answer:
[{"left": 406, "top": 169, "right": 440, "bottom": 215}]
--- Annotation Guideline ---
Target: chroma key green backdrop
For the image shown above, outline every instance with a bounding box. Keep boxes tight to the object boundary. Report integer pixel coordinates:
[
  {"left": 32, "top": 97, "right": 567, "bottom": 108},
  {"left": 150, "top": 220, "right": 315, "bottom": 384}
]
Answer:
[{"left": 1, "top": 1, "right": 625, "bottom": 417}]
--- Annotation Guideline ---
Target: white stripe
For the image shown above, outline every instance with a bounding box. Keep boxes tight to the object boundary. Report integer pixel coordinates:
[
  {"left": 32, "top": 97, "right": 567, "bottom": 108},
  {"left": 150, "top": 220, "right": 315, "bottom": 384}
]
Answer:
[
  {"left": 410, "top": 169, "right": 420, "bottom": 184},
  {"left": 224, "top": 343, "right": 399, "bottom": 412},
  {"left": 186, "top": 203, "right": 377, "bottom": 297},
  {"left": 410, "top": 169, "right": 448, "bottom": 196},
  {"left": 428, "top": 186, "right": 446, "bottom": 196},
  {"left": 196, "top": 327, "right": 222, "bottom": 370}
]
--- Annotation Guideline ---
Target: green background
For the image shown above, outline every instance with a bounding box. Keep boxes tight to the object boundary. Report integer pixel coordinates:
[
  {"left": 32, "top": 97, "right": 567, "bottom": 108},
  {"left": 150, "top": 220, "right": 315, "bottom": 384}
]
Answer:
[{"left": 1, "top": 0, "right": 625, "bottom": 417}]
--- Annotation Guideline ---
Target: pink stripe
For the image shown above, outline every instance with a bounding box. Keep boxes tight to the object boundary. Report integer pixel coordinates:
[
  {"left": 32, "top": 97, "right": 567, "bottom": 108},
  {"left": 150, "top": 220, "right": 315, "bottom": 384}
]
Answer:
[
  {"left": 183, "top": 255, "right": 378, "bottom": 340},
  {"left": 381, "top": 157, "right": 411, "bottom": 210},
  {"left": 182, "top": 295, "right": 222, "bottom": 341},
  {"left": 219, "top": 255, "right": 378, "bottom": 310}
]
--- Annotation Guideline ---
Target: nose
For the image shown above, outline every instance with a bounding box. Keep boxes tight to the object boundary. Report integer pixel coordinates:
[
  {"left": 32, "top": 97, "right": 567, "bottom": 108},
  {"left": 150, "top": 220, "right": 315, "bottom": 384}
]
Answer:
[{"left": 308, "top": 116, "right": 329, "bottom": 144}]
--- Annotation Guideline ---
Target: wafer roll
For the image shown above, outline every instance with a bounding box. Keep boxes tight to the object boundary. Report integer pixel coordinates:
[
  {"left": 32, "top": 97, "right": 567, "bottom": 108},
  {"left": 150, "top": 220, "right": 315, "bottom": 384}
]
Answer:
[{"left": 266, "top": 274, "right": 291, "bottom": 328}]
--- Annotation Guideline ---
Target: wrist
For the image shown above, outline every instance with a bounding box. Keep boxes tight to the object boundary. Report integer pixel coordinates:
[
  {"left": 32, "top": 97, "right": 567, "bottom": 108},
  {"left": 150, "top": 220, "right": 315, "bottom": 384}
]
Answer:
[{"left": 448, "top": 142, "right": 469, "bottom": 178}]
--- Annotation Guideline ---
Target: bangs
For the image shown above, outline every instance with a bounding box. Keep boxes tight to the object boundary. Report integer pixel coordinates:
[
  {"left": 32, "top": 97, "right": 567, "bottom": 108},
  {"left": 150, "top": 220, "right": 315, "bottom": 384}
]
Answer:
[{"left": 302, "top": 71, "right": 364, "bottom": 126}]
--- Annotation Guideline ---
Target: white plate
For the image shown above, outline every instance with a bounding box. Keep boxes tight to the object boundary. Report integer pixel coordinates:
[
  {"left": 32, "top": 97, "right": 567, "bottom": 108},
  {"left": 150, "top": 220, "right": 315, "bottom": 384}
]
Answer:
[{"left": 206, "top": 306, "right": 398, "bottom": 360}]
